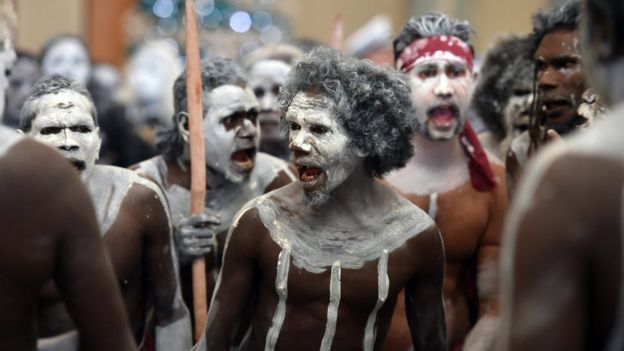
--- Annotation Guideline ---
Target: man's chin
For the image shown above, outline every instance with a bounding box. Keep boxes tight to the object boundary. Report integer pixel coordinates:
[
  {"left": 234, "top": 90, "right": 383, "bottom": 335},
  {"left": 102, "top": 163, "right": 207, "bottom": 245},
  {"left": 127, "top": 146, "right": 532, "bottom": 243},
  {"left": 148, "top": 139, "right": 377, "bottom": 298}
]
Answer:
[{"left": 426, "top": 126, "right": 459, "bottom": 141}]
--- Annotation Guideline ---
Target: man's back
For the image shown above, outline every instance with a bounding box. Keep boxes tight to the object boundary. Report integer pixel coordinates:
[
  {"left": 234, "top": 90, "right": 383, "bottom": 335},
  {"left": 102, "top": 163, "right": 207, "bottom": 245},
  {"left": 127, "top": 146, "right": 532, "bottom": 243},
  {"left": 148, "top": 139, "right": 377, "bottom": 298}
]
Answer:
[
  {"left": 0, "top": 127, "right": 136, "bottom": 350},
  {"left": 500, "top": 106, "right": 624, "bottom": 350}
]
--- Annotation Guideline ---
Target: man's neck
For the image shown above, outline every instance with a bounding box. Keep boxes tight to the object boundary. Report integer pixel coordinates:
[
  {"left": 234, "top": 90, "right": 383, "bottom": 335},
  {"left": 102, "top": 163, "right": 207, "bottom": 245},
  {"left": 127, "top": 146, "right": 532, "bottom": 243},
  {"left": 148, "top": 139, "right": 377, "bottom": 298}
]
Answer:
[
  {"left": 410, "top": 134, "right": 467, "bottom": 170},
  {"left": 175, "top": 155, "right": 238, "bottom": 191}
]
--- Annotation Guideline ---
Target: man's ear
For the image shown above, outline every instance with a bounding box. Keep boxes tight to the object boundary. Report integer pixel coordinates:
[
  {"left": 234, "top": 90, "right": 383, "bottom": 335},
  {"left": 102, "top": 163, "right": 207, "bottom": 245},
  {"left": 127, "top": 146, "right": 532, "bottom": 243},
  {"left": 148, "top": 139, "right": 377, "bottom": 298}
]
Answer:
[{"left": 177, "top": 112, "right": 190, "bottom": 143}]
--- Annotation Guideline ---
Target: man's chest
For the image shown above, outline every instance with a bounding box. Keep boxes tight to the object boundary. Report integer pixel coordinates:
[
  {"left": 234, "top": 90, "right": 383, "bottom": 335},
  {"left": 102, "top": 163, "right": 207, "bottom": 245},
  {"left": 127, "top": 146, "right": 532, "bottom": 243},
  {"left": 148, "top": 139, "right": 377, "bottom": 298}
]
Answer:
[{"left": 405, "top": 187, "right": 490, "bottom": 263}]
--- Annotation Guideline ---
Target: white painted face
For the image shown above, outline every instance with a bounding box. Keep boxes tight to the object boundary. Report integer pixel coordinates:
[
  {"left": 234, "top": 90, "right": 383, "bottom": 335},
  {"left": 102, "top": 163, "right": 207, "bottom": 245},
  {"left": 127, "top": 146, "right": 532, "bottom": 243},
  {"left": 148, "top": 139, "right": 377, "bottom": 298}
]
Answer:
[
  {"left": 180, "top": 84, "right": 259, "bottom": 183},
  {"left": 27, "top": 89, "right": 101, "bottom": 181},
  {"left": 248, "top": 59, "right": 291, "bottom": 141},
  {"left": 128, "top": 49, "right": 175, "bottom": 102},
  {"left": 0, "top": 35, "right": 16, "bottom": 117},
  {"left": 286, "top": 91, "right": 363, "bottom": 203},
  {"left": 41, "top": 38, "right": 91, "bottom": 86},
  {"left": 502, "top": 91, "right": 534, "bottom": 139},
  {"left": 406, "top": 56, "right": 474, "bottom": 141}
]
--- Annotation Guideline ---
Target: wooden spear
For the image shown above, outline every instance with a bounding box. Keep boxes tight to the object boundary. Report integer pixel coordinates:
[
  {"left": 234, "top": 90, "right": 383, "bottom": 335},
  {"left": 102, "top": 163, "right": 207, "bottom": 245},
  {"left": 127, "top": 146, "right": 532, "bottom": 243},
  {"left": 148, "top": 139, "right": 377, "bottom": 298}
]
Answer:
[{"left": 185, "top": 0, "right": 207, "bottom": 342}]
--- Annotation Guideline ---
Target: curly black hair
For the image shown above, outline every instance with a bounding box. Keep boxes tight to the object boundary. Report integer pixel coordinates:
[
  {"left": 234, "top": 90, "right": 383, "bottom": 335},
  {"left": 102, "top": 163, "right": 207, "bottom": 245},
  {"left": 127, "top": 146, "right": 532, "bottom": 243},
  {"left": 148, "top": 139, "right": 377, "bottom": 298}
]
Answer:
[
  {"left": 393, "top": 12, "right": 474, "bottom": 63},
  {"left": 473, "top": 35, "right": 534, "bottom": 140},
  {"left": 157, "top": 56, "right": 247, "bottom": 159},
  {"left": 278, "top": 46, "right": 416, "bottom": 177},
  {"left": 532, "top": 0, "right": 581, "bottom": 50},
  {"left": 20, "top": 74, "right": 97, "bottom": 132}
]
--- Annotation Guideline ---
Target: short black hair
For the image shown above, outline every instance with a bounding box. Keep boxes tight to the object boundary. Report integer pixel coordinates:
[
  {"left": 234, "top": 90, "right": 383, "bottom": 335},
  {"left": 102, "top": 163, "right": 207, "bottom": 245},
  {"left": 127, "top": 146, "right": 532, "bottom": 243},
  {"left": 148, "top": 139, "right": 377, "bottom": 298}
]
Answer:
[
  {"left": 20, "top": 74, "right": 97, "bottom": 132},
  {"left": 157, "top": 56, "right": 247, "bottom": 159},
  {"left": 393, "top": 12, "right": 474, "bottom": 62},
  {"left": 473, "top": 35, "right": 534, "bottom": 140},
  {"left": 279, "top": 46, "right": 416, "bottom": 177},
  {"left": 532, "top": 1, "right": 581, "bottom": 49}
]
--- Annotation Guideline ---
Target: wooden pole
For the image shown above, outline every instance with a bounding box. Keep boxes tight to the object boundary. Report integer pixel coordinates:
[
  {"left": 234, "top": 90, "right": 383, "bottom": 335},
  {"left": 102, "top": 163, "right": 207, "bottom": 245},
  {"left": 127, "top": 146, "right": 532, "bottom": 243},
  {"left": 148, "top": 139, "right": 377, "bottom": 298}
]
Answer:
[
  {"left": 185, "top": 0, "right": 207, "bottom": 342},
  {"left": 330, "top": 14, "right": 344, "bottom": 51}
]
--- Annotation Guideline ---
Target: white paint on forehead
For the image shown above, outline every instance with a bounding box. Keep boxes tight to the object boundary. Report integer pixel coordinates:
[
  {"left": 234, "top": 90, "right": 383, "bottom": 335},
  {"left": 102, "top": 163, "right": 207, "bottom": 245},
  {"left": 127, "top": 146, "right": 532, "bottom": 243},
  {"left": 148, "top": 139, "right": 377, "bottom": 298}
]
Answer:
[
  {"left": 286, "top": 91, "right": 335, "bottom": 121},
  {"left": 205, "top": 84, "right": 258, "bottom": 121},
  {"left": 86, "top": 165, "right": 171, "bottom": 235},
  {"left": 0, "top": 125, "right": 22, "bottom": 157},
  {"left": 31, "top": 90, "right": 94, "bottom": 122},
  {"left": 248, "top": 60, "right": 291, "bottom": 85}
]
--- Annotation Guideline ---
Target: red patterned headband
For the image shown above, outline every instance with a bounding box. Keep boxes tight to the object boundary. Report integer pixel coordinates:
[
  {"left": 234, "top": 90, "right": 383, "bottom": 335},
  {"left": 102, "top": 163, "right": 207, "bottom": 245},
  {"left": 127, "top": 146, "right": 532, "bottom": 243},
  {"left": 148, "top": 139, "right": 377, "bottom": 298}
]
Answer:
[{"left": 398, "top": 35, "right": 473, "bottom": 73}]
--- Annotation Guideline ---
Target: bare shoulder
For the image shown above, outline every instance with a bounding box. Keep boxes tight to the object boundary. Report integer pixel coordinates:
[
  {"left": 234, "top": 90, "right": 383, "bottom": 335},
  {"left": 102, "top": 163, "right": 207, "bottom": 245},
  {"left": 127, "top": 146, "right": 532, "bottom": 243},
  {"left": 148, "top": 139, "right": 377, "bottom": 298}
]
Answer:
[{"left": 254, "top": 152, "right": 296, "bottom": 193}]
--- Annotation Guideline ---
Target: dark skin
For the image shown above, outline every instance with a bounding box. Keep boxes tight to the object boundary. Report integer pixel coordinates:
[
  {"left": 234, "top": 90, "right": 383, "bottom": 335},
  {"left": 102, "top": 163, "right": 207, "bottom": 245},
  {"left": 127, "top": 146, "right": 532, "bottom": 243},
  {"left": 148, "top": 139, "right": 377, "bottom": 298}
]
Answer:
[
  {"left": 36, "top": 180, "right": 183, "bottom": 341},
  {"left": 132, "top": 106, "right": 295, "bottom": 319},
  {"left": 501, "top": 154, "right": 622, "bottom": 350},
  {"left": 384, "top": 163, "right": 508, "bottom": 350},
  {"left": 506, "top": 29, "right": 587, "bottom": 196},
  {"left": 0, "top": 137, "right": 136, "bottom": 351},
  {"left": 204, "top": 181, "right": 446, "bottom": 350}
]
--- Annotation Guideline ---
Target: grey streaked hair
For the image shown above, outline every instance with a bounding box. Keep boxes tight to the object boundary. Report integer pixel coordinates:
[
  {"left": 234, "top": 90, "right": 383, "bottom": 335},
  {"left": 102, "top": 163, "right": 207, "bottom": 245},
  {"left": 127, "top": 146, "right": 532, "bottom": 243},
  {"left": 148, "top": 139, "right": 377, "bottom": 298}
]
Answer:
[
  {"left": 278, "top": 46, "right": 417, "bottom": 177},
  {"left": 20, "top": 74, "right": 97, "bottom": 132},
  {"left": 393, "top": 12, "right": 474, "bottom": 61},
  {"left": 532, "top": 0, "right": 581, "bottom": 49}
]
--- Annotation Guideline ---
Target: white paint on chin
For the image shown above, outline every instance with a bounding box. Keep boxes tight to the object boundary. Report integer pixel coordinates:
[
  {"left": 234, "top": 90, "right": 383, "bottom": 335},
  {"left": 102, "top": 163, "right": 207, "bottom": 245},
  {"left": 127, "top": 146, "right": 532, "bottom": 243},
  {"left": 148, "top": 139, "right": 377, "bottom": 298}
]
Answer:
[
  {"left": 286, "top": 92, "right": 360, "bottom": 197},
  {"left": 27, "top": 90, "right": 101, "bottom": 182},
  {"left": 202, "top": 84, "right": 259, "bottom": 183}
]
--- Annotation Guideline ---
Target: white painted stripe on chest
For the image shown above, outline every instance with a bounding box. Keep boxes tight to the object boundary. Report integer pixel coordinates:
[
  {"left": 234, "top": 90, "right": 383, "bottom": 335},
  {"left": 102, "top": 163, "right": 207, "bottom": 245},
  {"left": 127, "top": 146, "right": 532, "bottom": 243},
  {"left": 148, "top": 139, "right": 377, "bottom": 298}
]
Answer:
[
  {"left": 264, "top": 248, "right": 291, "bottom": 351},
  {"left": 363, "top": 249, "right": 389, "bottom": 351},
  {"left": 428, "top": 192, "right": 439, "bottom": 220},
  {"left": 320, "top": 261, "right": 341, "bottom": 351}
]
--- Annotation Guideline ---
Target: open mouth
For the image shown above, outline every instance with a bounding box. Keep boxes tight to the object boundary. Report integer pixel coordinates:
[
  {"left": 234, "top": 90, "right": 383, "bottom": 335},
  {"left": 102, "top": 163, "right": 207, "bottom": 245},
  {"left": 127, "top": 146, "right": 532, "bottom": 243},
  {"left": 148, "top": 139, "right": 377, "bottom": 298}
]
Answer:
[
  {"left": 296, "top": 164, "right": 325, "bottom": 188},
  {"left": 68, "top": 159, "right": 86, "bottom": 172},
  {"left": 427, "top": 105, "right": 459, "bottom": 129},
  {"left": 542, "top": 99, "right": 571, "bottom": 114},
  {"left": 231, "top": 148, "right": 256, "bottom": 171}
]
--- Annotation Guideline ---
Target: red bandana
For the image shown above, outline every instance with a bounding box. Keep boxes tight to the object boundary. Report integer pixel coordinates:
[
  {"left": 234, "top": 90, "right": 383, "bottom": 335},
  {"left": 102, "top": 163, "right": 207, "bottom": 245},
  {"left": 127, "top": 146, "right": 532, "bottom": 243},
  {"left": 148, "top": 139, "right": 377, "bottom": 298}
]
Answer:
[
  {"left": 399, "top": 36, "right": 497, "bottom": 192},
  {"left": 398, "top": 35, "right": 474, "bottom": 73}
]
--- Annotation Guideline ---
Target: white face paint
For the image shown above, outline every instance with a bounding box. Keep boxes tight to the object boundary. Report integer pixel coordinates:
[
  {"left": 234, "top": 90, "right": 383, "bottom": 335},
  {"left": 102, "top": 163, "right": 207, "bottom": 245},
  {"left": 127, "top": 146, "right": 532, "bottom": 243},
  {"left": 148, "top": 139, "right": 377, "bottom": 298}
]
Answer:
[
  {"left": 128, "top": 48, "right": 176, "bottom": 102},
  {"left": 407, "top": 56, "right": 474, "bottom": 141},
  {"left": 285, "top": 92, "right": 362, "bottom": 204},
  {"left": 0, "top": 36, "right": 16, "bottom": 117},
  {"left": 195, "top": 84, "right": 259, "bottom": 183},
  {"left": 248, "top": 59, "right": 291, "bottom": 141},
  {"left": 28, "top": 90, "right": 101, "bottom": 181},
  {"left": 41, "top": 38, "right": 91, "bottom": 86},
  {"left": 502, "top": 91, "right": 534, "bottom": 139}
]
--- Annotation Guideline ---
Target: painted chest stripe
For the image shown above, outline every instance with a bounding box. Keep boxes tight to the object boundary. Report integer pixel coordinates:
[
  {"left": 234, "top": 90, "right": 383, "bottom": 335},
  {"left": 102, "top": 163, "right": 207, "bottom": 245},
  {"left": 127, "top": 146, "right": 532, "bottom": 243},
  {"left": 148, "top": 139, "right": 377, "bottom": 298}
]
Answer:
[
  {"left": 265, "top": 248, "right": 291, "bottom": 351},
  {"left": 428, "top": 192, "right": 439, "bottom": 220},
  {"left": 320, "top": 261, "right": 341, "bottom": 351},
  {"left": 363, "top": 249, "right": 389, "bottom": 351}
]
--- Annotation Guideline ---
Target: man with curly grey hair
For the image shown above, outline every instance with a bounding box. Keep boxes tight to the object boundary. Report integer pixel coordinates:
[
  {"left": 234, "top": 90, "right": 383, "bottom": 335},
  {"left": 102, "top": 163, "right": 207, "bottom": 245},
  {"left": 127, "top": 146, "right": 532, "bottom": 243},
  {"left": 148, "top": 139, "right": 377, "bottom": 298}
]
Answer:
[
  {"left": 199, "top": 47, "right": 446, "bottom": 351},
  {"left": 132, "top": 56, "right": 295, "bottom": 319},
  {"left": 385, "top": 12, "right": 508, "bottom": 351}
]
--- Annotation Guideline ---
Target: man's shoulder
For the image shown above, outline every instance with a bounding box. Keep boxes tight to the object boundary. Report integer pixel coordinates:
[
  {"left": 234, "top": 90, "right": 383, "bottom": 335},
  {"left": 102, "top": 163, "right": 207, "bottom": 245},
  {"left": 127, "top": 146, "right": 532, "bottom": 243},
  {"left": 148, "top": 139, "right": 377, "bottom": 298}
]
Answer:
[
  {"left": 131, "top": 155, "right": 166, "bottom": 181},
  {"left": 93, "top": 165, "right": 166, "bottom": 203},
  {"left": 253, "top": 152, "right": 296, "bottom": 184}
]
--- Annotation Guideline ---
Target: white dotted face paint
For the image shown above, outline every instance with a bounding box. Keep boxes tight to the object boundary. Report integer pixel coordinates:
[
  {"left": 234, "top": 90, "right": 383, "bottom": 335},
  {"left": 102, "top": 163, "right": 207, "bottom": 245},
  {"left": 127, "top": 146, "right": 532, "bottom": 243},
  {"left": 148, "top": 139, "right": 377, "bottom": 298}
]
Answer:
[
  {"left": 28, "top": 90, "right": 101, "bottom": 181},
  {"left": 41, "top": 38, "right": 91, "bottom": 86},
  {"left": 285, "top": 92, "right": 362, "bottom": 204},
  {"left": 407, "top": 57, "right": 474, "bottom": 141},
  {"left": 248, "top": 60, "right": 291, "bottom": 141},
  {"left": 202, "top": 84, "right": 259, "bottom": 183}
]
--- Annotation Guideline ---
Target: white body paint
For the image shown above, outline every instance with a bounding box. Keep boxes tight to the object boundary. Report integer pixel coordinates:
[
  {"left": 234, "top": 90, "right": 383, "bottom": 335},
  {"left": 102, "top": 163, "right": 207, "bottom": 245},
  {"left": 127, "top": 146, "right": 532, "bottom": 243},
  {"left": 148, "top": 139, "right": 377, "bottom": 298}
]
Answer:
[
  {"left": 509, "top": 130, "right": 531, "bottom": 167},
  {"left": 41, "top": 38, "right": 90, "bottom": 86},
  {"left": 221, "top": 188, "right": 433, "bottom": 349},
  {"left": 26, "top": 89, "right": 191, "bottom": 350},
  {"left": 502, "top": 102, "right": 624, "bottom": 351},
  {"left": 0, "top": 35, "right": 16, "bottom": 117},
  {"left": 134, "top": 152, "right": 293, "bottom": 239}
]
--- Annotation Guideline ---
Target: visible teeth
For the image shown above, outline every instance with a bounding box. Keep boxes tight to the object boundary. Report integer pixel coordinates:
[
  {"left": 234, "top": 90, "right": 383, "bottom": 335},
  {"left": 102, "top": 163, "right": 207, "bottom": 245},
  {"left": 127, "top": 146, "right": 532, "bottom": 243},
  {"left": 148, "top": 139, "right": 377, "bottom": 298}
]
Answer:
[{"left": 301, "top": 174, "right": 316, "bottom": 182}]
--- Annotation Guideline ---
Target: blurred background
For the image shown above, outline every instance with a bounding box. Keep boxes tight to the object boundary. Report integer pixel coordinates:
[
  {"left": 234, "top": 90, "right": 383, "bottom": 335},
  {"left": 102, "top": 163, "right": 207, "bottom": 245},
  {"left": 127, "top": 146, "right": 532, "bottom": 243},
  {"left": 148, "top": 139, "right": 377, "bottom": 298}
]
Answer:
[{"left": 14, "top": 0, "right": 567, "bottom": 66}]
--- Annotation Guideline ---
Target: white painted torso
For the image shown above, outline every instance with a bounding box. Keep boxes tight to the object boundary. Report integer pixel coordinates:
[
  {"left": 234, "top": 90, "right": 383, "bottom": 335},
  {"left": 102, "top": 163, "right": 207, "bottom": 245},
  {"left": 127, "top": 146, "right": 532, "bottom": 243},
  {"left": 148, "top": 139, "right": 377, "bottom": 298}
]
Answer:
[
  {"left": 0, "top": 125, "right": 22, "bottom": 158},
  {"left": 86, "top": 165, "right": 170, "bottom": 235},
  {"left": 134, "top": 152, "right": 294, "bottom": 234},
  {"left": 509, "top": 131, "right": 531, "bottom": 167}
]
